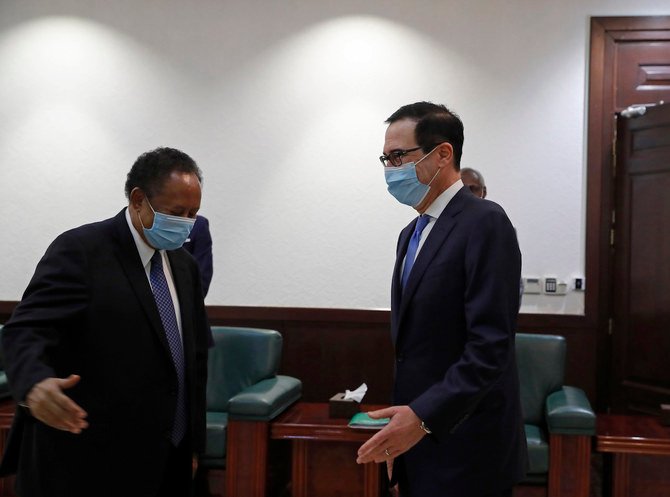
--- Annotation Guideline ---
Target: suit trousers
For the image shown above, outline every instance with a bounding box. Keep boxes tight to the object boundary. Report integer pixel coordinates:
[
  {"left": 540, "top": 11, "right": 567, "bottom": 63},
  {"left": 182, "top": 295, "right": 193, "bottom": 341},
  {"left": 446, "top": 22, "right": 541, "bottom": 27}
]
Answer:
[{"left": 157, "top": 440, "right": 193, "bottom": 497}]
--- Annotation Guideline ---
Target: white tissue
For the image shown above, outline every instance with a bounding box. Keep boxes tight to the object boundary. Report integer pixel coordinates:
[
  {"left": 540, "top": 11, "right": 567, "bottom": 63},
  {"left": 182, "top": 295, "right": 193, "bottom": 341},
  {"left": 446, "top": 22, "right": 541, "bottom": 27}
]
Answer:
[{"left": 343, "top": 382, "right": 367, "bottom": 403}]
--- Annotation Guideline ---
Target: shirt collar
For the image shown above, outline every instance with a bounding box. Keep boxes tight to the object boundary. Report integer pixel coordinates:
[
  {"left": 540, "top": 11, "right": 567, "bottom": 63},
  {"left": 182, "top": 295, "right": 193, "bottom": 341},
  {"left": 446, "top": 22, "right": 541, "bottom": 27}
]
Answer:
[
  {"left": 125, "top": 207, "right": 158, "bottom": 268},
  {"left": 424, "top": 179, "right": 464, "bottom": 220}
]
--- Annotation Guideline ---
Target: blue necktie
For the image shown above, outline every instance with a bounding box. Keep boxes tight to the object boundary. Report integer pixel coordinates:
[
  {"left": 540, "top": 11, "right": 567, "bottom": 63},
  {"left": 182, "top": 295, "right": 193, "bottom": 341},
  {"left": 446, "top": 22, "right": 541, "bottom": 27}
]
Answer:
[
  {"left": 402, "top": 214, "right": 431, "bottom": 289},
  {"left": 150, "top": 251, "right": 186, "bottom": 446}
]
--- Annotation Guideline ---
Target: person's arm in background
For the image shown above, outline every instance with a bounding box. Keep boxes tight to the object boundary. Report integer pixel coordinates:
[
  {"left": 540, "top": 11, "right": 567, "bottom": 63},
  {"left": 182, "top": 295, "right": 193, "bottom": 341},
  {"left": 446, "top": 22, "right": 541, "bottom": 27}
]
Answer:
[{"left": 185, "top": 215, "right": 213, "bottom": 297}]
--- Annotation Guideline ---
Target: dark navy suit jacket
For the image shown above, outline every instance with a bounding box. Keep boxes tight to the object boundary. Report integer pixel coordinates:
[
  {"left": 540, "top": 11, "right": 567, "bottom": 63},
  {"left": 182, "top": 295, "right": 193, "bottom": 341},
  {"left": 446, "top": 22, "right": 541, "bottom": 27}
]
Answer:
[
  {"left": 391, "top": 186, "right": 528, "bottom": 497},
  {"left": 0, "top": 210, "right": 210, "bottom": 497}
]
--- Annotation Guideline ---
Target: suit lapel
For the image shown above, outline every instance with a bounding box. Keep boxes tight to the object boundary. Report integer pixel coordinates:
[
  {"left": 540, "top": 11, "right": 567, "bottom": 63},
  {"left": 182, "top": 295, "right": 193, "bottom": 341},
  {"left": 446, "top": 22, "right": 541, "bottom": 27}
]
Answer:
[
  {"left": 391, "top": 222, "right": 413, "bottom": 344},
  {"left": 112, "top": 210, "right": 173, "bottom": 358},
  {"left": 395, "top": 188, "right": 469, "bottom": 334}
]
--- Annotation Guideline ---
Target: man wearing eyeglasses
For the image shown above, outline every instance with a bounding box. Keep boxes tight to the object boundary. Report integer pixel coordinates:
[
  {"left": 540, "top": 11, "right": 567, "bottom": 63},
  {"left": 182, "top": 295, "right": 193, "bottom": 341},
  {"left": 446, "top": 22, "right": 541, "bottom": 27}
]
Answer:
[
  {"left": 460, "top": 167, "right": 487, "bottom": 199},
  {"left": 357, "top": 102, "right": 527, "bottom": 497}
]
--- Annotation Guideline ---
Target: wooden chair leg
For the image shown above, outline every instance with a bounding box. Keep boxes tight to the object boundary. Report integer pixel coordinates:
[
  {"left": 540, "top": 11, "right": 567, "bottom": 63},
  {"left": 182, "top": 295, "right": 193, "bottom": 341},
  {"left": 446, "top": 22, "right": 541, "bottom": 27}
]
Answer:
[
  {"left": 548, "top": 434, "right": 591, "bottom": 497},
  {"left": 225, "top": 419, "right": 269, "bottom": 497},
  {"left": 197, "top": 467, "right": 225, "bottom": 497}
]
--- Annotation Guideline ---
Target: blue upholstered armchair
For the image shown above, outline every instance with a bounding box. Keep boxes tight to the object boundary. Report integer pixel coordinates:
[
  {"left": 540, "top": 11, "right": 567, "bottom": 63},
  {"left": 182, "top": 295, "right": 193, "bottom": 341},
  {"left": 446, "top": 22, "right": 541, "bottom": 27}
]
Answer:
[
  {"left": 201, "top": 326, "right": 301, "bottom": 497},
  {"left": 516, "top": 333, "right": 596, "bottom": 497}
]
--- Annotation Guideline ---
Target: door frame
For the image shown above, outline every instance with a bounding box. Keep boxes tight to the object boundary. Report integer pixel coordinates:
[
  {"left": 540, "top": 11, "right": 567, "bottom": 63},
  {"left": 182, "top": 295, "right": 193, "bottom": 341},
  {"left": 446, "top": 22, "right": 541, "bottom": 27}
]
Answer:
[{"left": 586, "top": 16, "right": 670, "bottom": 410}]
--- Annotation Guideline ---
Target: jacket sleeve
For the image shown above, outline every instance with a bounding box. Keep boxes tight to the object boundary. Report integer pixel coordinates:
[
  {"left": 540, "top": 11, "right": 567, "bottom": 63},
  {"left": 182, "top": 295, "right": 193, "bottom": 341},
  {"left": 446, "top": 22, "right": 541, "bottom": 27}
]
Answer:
[{"left": 2, "top": 231, "right": 89, "bottom": 402}]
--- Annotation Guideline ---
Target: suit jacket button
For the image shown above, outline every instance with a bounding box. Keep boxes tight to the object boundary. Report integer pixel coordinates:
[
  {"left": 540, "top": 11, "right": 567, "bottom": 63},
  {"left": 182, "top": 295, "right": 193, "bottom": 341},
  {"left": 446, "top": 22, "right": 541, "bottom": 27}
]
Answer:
[{"left": 396, "top": 354, "right": 404, "bottom": 363}]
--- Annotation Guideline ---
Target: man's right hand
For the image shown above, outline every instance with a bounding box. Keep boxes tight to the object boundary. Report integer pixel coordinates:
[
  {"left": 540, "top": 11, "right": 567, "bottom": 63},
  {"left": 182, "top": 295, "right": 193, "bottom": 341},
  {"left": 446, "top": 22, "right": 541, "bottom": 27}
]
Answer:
[{"left": 25, "top": 374, "right": 88, "bottom": 434}]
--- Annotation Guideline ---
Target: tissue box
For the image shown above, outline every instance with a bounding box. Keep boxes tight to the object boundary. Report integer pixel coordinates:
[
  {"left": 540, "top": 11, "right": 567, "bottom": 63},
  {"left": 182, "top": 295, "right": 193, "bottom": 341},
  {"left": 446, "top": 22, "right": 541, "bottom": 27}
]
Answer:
[{"left": 329, "top": 392, "right": 360, "bottom": 418}]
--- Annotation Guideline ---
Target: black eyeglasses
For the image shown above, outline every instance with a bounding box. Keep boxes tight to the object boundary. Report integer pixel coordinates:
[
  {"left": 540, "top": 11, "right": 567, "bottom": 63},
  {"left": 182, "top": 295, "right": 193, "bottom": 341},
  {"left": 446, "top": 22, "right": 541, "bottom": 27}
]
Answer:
[{"left": 379, "top": 146, "right": 423, "bottom": 167}]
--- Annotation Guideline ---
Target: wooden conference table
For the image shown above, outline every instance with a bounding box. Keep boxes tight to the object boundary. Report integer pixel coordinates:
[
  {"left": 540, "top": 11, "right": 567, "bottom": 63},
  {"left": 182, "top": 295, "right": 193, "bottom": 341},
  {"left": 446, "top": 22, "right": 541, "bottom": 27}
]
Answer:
[
  {"left": 270, "top": 402, "right": 388, "bottom": 497},
  {"left": 596, "top": 414, "right": 670, "bottom": 497}
]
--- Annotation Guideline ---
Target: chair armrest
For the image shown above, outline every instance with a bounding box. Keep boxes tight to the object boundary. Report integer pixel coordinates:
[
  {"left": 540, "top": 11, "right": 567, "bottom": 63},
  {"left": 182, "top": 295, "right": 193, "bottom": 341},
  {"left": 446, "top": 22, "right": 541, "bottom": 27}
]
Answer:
[
  {"left": 0, "top": 372, "right": 11, "bottom": 400},
  {"left": 545, "top": 386, "right": 596, "bottom": 435},
  {"left": 228, "top": 375, "right": 302, "bottom": 421}
]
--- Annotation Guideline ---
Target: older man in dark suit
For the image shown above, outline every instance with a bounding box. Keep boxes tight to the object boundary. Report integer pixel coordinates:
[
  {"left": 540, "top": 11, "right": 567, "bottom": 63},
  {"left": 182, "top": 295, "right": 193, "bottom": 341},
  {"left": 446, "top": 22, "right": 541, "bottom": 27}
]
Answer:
[
  {"left": 357, "top": 102, "right": 527, "bottom": 497},
  {"left": 0, "top": 147, "right": 210, "bottom": 497}
]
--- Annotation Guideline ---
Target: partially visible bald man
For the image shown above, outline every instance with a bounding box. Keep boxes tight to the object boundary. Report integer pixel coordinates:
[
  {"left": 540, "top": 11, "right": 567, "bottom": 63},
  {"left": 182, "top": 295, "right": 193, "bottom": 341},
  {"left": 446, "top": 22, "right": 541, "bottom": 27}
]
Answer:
[{"left": 460, "top": 167, "right": 487, "bottom": 199}]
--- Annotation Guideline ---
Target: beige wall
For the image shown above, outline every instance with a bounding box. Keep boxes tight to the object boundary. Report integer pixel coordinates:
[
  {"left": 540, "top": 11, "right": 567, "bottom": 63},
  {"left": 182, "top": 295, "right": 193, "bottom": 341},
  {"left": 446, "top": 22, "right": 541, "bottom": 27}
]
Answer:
[{"left": 0, "top": 0, "right": 667, "bottom": 312}]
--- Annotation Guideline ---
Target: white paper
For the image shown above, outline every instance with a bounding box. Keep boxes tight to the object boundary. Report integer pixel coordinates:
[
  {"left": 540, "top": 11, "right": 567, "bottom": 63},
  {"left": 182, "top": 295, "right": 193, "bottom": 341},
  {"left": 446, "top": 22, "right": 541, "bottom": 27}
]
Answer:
[{"left": 343, "top": 382, "right": 367, "bottom": 403}]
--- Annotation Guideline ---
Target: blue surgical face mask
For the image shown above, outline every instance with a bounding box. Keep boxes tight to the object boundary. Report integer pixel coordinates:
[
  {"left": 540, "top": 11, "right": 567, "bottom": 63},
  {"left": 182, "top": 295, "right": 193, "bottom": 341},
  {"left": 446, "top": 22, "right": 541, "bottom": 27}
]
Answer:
[
  {"left": 384, "top": 147, "right": 441, "bottom": 207},
  {"left": 140, "top": 200, "right": 196, "bottom": 250}
]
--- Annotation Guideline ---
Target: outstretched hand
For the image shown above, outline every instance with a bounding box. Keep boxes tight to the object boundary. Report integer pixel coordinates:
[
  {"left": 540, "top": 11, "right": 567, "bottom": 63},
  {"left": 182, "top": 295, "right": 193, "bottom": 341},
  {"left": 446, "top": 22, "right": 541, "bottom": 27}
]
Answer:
[
  {"left": 26, "top": 374, "right": 88, "bottom": 434},
  {"left": 356, "top": 405, "right": 426, "bottom": 464}
]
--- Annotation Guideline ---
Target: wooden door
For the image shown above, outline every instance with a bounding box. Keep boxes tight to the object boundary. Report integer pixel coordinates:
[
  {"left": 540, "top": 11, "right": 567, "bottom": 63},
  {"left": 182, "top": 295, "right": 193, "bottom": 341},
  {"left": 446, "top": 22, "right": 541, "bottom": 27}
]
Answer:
[
  {"left": 611, "top": 104, "right": 670, "bottom": 414},
  {"left": 587, "top": 17, "right": 670, "bottom": 412}
]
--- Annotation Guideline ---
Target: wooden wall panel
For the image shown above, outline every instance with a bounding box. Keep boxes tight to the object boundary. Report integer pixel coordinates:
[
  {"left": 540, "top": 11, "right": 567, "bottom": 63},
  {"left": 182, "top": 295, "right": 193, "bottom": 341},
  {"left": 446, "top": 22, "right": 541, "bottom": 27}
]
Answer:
[
  {"left": 0, "top": 301, "right": 598, "bottom": 407},
  {"left": 206, "top": 306, "right": 395, "bottom": 404},
  {"left": 209, "top": 306, "right": 597, "bottom": 407}
]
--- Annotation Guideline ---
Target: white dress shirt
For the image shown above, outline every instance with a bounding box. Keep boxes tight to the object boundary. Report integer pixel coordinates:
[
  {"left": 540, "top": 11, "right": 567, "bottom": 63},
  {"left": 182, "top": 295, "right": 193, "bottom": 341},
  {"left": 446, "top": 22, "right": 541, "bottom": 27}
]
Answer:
[
  {"left": 125, "top": 208, "right": 183, "bottom": 337},
  {"left": 401, "top": 179, "right": 464, "bottom": 281}
]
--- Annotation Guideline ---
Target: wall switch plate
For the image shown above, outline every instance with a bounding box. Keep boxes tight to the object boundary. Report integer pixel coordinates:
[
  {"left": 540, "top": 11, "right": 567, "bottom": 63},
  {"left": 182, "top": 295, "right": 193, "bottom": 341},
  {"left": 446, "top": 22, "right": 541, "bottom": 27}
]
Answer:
[
  {"left": 544, "top": 277, "right": 558, "bottom": 293},
  {"left": 523, "top": 277, "right": 541, "bottom": 294},
  {"left": 543, "top": 277, "right": 567, "bottom": 295},
  {"left": 572, "top": 277, "right": 585, "bottom": 291}
]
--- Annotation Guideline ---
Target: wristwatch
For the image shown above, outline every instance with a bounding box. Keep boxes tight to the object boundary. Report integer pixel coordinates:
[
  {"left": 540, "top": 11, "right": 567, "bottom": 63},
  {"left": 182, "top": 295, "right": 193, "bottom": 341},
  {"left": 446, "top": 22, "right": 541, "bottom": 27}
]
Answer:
[{"left": 419, "top": 420, "right": 432, "bottom": 435}]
